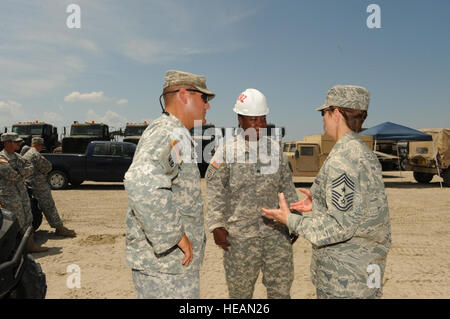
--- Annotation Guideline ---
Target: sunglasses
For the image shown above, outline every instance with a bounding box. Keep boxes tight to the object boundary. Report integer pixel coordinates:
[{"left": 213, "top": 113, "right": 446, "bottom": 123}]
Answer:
[
  {"left": 162, "top": 88, "right": 210, "bottom": 103},
  {"left": 321, "top": 107, "right": 336, "bottom": 117}
]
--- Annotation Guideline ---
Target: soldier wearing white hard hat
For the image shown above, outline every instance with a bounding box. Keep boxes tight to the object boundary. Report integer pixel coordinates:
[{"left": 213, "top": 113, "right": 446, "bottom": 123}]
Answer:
[{"left": 205, "top": 88, "right": 299, "bottom": 298}]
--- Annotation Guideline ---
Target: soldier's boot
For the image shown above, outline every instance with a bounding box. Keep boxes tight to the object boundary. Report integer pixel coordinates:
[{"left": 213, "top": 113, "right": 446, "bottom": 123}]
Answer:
[
  {"left": 27, "top": 234, "right": 49, "bottom": 253},
  {"left": 55, "top": 225, "right": 77, "bottom": 237}
]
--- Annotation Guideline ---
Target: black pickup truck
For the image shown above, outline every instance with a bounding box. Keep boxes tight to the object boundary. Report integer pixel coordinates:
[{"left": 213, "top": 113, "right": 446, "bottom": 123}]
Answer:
[{"left": 43, "top": 141, "right": 136, "bottom": 190}]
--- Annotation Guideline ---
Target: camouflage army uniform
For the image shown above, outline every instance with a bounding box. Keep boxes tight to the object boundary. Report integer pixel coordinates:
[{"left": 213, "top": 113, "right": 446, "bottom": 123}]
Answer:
[
  {"left": 287, "top": 131, "right": 391, "bottom": 298},
  {"left": 22, "top": 147, "right": 62, "bottom": 228},
  {"left": 206, "top": 133, "right": 298, "bottom": 299},
  {"left": 0, "top": 149, "right": 34, "bottom": 229},
  {"left": 124, "top": 113, "right": 206, "bottom": 299}
]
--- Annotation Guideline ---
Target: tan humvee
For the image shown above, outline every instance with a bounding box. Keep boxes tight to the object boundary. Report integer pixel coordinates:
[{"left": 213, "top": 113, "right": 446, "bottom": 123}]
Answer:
[
  {"left": 283, "top": 134, "right": 373, "bottom": 177},
  {"left": 405, "top": 128, "right": 450, "bottom": 186}
]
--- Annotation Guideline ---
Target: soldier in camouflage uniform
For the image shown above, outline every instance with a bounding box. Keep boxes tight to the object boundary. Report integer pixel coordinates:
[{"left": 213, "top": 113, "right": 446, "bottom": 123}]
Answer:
[
  {"left": 263, "top": 85, "right": 391, "bottom": 299},
  {"left": 0, "top": 132, "right": 47, "bottom": 252},
  {"left": 206, "top": 88, "right": 299, "bottom": 299},
  {"left": 124, "top": 70, "right": 215, "bottom": 298},
  {"left": 22, "top": 137, "right": 76, "bottom": 237}
]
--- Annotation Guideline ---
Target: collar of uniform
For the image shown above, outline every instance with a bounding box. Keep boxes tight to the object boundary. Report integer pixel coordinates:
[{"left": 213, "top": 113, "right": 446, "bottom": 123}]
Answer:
[{"left": 333, "top": 131, "right": 359, "bottom": 152}]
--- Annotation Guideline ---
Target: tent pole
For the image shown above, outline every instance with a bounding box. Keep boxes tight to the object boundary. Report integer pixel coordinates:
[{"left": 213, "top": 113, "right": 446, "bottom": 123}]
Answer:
[
  {"left": 397, "top": 144, "right": 402, "bottom": 178},
  {"left": 432, "top": 143, "right": 443, "bottom": 189}
]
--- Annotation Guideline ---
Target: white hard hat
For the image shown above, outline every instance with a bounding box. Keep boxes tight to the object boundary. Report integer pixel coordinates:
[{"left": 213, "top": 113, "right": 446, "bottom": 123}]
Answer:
[{"left": 233, "top": 88, "right": 269, "bottom": 116}]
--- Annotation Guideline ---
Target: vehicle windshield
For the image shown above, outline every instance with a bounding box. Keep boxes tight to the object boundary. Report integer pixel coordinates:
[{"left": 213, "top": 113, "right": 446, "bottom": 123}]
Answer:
[
  {"left": 71, "top": 125, "right": 104, "bottom": 136},
  {"left": 124, "top": 126, "right": 147, "bottom": 136},
  {"left": 12, "top": 125, "right": 44, "bottom": 135}
]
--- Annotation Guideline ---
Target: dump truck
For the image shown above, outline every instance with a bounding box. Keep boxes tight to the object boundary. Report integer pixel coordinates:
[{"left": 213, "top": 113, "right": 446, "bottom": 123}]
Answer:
[
  {"left": 61, "top": 121, "right": 111, "bottom": 154},
  {"left": 10, "top": 121, "right": 59, "bottom": 153},
  {"left": 405, "top": 128, "right": 450, "bottom": 186},
  {"left": 283, "top": 134, "right": 374, "bottom": 177},
  {"left": 123, "top": 122, "right": 149, "bottom": 145}
]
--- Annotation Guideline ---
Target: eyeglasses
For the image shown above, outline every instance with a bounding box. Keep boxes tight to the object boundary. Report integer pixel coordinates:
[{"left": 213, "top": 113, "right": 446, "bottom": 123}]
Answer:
[
  {"left": 321, "top": 107, "right": 336, "bottom": 117},
  {"left": 162, "top": 88, "right": 210, "bottom": 104}
]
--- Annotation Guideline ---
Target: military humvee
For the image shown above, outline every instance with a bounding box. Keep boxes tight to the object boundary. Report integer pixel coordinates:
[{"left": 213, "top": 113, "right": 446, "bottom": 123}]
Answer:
[
  {"left": 61, "top": 121, "right": 111, "bottom": 154},
  {"left": 123, "top": 122, "right": 149, "bottom": 145},
  {"left": 283, "top": 134, "right": 373, "bottom": 177},
  {"left": 405, "top": 128, "right": 450, "bottom": 186}
]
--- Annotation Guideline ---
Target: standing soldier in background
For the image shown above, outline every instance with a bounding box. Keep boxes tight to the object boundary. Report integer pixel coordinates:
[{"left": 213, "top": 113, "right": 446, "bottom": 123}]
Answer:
[
  {"left": 124, "top": 70, "right": 215, "bottom": 298},
  {"left": 205, "top": 88, "right": 299, "bottom": 299},
  {"left": 22, "top": 137, "right": 76, "bottom": 237},
  {"left": 263, "top": 85, "right": 391, "bottom": 299},
  {"left": 0, "top": 132, "right": 48, "bottom": 252}
]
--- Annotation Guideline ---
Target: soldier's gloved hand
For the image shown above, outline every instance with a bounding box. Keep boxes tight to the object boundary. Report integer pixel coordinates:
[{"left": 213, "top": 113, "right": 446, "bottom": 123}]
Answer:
[
  {"left": 290, "top": 233, "right": 299, "bottom": 245},
  {"left": 213, "top": 227, "right": 231, "bottom": 251}
]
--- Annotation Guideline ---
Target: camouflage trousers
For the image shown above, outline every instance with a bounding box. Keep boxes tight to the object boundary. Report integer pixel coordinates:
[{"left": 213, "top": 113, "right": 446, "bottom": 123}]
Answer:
[
  {"left": 132, "top": 269, "right": 200, "bottom": 299},
  {"left": 31, "top": 186, "right": 62, "bottom": 228},
  {"left": 0, "top": 193, "right": 32, "bottom": 230},
  {"left": 223, "top": 232, "right": 294, "bottom": 299}
]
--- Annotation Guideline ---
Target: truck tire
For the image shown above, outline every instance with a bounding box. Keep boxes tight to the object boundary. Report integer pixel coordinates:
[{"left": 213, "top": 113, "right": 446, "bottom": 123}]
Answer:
[
  {"left": 48, "top": 170, "right": 69, "bottom": 190},
  {"left": 413, "top": 172, "right": 433, "bottom": 184},
  {"left": 443, "top": 169, "right": 450, "bottom": 187},
  {"left": 8, "top": 255, "right": 47, "bottom": 299}
]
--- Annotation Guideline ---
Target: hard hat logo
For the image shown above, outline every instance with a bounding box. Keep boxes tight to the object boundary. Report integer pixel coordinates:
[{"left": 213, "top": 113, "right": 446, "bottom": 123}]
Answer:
[
  {"left": 233, "top": 88, "right": 269, "bottom": 116},
  {"left": 237, "top": 93, "right": 247, "bottom": 104}
]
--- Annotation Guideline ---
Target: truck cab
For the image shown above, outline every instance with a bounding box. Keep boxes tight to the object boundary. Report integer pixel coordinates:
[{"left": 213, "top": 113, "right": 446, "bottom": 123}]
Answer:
[
  {"left": 123, "top": 122, "right": 149, "bottom": 145},
  {"left": 11, "top": 121, "right": 59, "bottom": 153},
  {"left": 62, "top": 121, "right": 110, "bottom": 154}
]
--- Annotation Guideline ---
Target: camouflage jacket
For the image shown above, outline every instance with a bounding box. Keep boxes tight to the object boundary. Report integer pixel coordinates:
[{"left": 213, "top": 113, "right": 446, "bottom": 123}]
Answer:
[
  {"left": 287, "top": 131, "right": 391, "bottom": 298},
  {"left": 206, "top": 133, "right": 298, "bottom": 238},
  {"left": 124, "top": 113, "right": 206, "bottom": 274},
  {"left": 22, "top": 147, "right": 53, "bottom": 188},
  {"left": 0, "top": 149, "right": 34, "bottom": 197}
]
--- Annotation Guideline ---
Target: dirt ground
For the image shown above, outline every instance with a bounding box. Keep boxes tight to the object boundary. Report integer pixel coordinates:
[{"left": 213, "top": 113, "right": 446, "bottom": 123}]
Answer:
[{"left": 32, "top": 171, "right": 450, "bottom": 299}]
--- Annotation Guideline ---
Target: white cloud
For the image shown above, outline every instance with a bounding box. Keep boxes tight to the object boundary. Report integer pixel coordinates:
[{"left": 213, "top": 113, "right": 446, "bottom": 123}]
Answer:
[
  {"left": 64, "top": 91, "right": 109, "bottom": 103},
  {"left": 86, "top": 109, "right": 129, "bottom": 130},
  {"left": 116, "top": 98, "right": 128, "bottom": 105},
  {"left": 0, "top": 100, "right": 28, "bottom": 129}
]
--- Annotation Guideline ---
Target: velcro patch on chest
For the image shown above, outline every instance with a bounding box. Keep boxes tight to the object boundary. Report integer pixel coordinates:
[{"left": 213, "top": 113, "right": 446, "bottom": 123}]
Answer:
[{"left": 331, "top": 173, "right": 355, "bottom": 211}]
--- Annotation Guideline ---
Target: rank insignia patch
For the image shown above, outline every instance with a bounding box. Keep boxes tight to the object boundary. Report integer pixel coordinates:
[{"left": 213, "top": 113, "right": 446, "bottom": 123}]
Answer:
[{"left": 331, "top": 173, "right": 355, "bottom": 211}]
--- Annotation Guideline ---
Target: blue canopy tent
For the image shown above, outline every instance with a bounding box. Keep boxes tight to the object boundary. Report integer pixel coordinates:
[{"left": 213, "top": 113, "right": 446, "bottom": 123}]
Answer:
[
  {"left": 360, "top": 122, "right": 442, "bottom": 186},
  {"left": 359, "top": 121, "right": 432, "bottom": 141}
]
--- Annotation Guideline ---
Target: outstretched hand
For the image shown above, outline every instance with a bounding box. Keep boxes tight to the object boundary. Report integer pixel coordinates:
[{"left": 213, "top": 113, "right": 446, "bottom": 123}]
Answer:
[
  {"left": 262, "top": 193, "right": 290, "bottom": 225},
  {"left": 290, "top": 188, "right": 313, "bottom": 212}
]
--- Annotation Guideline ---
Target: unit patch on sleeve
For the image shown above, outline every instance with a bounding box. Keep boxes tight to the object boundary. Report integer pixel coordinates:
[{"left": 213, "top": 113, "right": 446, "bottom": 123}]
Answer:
[
  {"left": 161, "top": 139, "right": 183, "bottom": 174},
  {"left": 331, "top": 173, "right": 355, "bottom": 211}
]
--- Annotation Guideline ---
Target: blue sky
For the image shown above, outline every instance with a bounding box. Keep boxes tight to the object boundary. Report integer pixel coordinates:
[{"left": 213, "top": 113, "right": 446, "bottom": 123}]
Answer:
[{"left": 1, "top": 0, "right": 449, "bottom": 141}]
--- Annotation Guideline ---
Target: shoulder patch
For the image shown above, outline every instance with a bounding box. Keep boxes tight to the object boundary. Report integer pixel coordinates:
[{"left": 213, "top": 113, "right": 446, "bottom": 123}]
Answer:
[
  {"left": 210, "top": 157, "right": 222, "bottom": 169},
  {"left": 0, "top": 158, "right": 8, "bottom": 164},
  {"left": 331, "top": 173, "right": 355, "bottom": 211},
  {"left": 161, "top": 139, "right": 183, "bottom": 174}
]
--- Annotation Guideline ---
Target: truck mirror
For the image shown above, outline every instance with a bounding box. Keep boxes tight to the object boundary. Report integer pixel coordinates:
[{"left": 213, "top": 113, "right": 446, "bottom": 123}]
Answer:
[
  {"left": 63, "top": 127, "right": 66, "bottom": 136},
  {"left": 53, "top": 127, "right": 57, "bottom": 134},
  {"left": 295, "top": 150, "right": 300, "bottom": 158},
  {"left": 281, "top": 128, "right": 286, "bottom": 138}
]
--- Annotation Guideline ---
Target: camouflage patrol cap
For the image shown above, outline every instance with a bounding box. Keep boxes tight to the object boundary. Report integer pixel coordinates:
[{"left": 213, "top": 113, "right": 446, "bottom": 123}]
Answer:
[
  {"left": 1, "top": 132, "right": 23, "bottom": 142},
  {"left": 32, "top": 137, "right": 44, "bottom": 145},
  {"left": 163, "top": 70, "right": 215, "bottom": 100},
  {"left": 316, "top": 85, "right": 370, "bottom": 112}
]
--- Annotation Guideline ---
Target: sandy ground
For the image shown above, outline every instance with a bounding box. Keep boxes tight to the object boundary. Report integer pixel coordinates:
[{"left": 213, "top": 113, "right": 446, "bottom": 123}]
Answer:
[{"left": 32, "top": 171, "right": 450, "bottom": 299}]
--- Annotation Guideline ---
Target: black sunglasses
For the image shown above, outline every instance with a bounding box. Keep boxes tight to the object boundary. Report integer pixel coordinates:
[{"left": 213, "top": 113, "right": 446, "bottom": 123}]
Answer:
[
  {"left": 159, "top": 88, "right": 211, "bottom": 113},
  {"left": 321, "top": 107, "right": 336, "bottom": 117}
]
